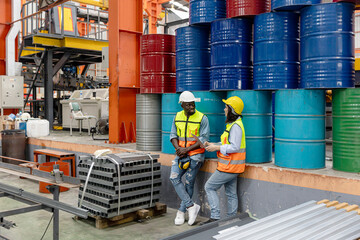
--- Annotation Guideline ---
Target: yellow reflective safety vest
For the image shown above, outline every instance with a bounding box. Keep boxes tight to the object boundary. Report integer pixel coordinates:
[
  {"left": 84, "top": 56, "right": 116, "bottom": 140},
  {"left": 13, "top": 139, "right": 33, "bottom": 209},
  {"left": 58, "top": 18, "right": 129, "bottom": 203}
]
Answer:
[
  {"left": 217, "top": 118, "right": 246, "bottom": 173},
  {"left": 174, "top": 110, "right": 205, "bottom": 156}
]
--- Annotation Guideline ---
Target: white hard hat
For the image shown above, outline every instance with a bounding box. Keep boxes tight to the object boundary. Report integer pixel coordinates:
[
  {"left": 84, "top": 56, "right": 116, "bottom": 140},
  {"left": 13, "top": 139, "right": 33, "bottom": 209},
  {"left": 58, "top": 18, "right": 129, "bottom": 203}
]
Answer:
[{"left": 179, "top": 91, "right": 200, "bottom": 103}]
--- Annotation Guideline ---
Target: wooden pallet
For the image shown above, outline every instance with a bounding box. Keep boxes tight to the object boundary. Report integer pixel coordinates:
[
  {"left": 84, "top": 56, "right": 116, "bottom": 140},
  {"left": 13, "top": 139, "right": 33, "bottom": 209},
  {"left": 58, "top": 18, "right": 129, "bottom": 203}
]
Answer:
[{"left": 76, "top": 202, "right": 167, "bottom": 229}]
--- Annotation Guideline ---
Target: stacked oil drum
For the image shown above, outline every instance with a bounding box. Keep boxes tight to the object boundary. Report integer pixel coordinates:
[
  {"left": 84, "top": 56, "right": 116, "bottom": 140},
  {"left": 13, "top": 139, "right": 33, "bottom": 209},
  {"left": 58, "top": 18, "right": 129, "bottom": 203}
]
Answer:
[
  {"left": 165, "top": 0, "right": 272, "bottom": 163},
  {"left": 137, "top": 35, "right": 176, "bottom": 151},
  {"left": 78, "top": 153, "right": 161, "bottom": 218},
  {"left": 142, "top": 0, "right": 358, "bottom": 174},
  {"left": 267, "top": 0, "right": 355, "bottom": 170}
]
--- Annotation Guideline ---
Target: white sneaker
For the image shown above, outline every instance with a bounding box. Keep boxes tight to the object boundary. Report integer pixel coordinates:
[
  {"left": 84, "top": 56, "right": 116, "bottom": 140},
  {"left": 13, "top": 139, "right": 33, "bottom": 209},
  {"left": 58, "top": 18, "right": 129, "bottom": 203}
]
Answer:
[
  {"left": 174, "top": 210, "right": 185, "bottom": 225},
  {"left": 187, "top": 203, "right": 200, "bottom": 226}
]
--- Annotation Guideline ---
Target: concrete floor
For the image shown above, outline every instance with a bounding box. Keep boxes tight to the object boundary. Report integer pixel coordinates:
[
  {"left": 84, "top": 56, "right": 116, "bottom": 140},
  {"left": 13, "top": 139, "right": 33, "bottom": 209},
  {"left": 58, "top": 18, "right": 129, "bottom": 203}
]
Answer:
[{"left": 0, "top": 172, "right": 206, "bottom": 240}]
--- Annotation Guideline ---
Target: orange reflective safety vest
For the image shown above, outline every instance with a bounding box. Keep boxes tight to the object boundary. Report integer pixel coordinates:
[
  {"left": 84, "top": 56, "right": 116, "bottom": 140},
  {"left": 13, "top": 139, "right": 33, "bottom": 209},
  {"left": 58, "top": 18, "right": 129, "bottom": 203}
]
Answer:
[
  {"left": 217, "top": 118, "right": 246, "bottom": 174},
  {"left": 174, "top": 110, "right": 205, "bottom": 156}
]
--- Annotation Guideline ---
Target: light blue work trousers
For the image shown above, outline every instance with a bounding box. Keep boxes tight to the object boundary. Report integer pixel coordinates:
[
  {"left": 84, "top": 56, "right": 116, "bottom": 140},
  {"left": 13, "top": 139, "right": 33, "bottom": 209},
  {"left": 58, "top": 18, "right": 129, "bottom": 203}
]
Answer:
[{"left": 205, "top": 169, "right": 239, "bottom": 219}]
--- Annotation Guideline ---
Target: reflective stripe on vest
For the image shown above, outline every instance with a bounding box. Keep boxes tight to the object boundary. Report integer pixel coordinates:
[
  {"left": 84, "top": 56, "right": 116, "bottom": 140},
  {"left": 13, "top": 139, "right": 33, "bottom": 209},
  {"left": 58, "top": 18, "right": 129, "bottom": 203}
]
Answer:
[
  {"left": 175, "top": 110, "right": 205, "bottom": 156},
  {"left": 217, "top": 118, "right": 246, "bottom": 174}
]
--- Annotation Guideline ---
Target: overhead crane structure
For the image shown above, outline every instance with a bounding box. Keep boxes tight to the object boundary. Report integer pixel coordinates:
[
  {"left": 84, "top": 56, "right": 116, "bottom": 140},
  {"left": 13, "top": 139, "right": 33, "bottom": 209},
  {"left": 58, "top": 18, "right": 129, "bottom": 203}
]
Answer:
[
  {"left": 18, "top": 0, "right": 109, "bottom": 126},
  {"left": 8, "top": 0, "right": 187, "bottom": 141}
]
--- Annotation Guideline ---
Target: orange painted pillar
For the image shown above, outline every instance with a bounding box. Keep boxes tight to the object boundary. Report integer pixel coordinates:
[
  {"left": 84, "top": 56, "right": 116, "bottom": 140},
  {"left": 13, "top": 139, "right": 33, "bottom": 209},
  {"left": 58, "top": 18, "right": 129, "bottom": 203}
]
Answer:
[
  {"left": 144, "top": 0, "right": 161, "bottom": 34},
  {"left": 0, "top": 0, "right": 11, "bottom": 75},
  {"left": 108, "top": 0, "right": 142, "bottom": 144}
]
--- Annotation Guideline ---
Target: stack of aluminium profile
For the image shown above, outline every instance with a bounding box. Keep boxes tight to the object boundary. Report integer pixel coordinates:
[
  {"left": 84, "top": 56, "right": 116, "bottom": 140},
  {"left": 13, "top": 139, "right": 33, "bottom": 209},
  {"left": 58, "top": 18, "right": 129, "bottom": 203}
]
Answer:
[{"left": 78, "top": 152, "right": 161, "bottom": 218}]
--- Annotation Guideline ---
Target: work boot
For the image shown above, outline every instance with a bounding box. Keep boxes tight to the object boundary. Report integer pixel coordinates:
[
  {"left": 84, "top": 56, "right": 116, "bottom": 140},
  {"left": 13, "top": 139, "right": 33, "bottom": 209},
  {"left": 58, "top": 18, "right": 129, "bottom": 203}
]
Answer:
[
  {"left": 187, "top": 203, "right": 200, "bottom": 226},
  {"left": 174, "top": 210, "right": 185, "bottom": 225},
  {"left": 200, "top": 218, "right": 218, "bottom": 225}
]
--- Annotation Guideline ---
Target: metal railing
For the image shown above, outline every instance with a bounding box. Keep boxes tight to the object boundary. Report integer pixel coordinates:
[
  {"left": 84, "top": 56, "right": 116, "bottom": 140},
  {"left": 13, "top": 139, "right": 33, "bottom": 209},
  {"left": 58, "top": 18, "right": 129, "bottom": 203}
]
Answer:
[{"left": 20, "top": 0, "right": 108, "bottom": 42}]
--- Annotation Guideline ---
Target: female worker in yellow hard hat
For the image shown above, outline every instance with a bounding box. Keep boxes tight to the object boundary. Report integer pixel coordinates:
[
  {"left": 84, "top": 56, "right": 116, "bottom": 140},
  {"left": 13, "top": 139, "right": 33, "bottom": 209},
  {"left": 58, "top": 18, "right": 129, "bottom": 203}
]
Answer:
[{"left": 201, "top": 96, "right": 246, "bottom": 224}]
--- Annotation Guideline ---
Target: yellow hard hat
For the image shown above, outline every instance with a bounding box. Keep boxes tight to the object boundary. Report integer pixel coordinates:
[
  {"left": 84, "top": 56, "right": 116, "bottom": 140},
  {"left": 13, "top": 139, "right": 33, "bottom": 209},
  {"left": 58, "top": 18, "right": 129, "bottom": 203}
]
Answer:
[{"left": 223, "top": 96, "right": 244, "bottom": 115}]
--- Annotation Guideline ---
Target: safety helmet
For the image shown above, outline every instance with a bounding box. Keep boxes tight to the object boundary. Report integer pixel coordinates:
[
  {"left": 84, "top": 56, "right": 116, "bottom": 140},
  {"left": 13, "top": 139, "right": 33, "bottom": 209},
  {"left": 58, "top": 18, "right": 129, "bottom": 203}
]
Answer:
[
  {"left": 222, "top": 96, "right": 244, "bottom": 115},
  {"left": 179, "top": 91, "right": 200, "bottom": 103}
]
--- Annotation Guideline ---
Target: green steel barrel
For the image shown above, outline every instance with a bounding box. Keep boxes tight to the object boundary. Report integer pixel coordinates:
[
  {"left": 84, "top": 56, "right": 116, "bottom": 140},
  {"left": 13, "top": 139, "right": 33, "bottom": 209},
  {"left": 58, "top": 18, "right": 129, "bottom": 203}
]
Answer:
[
  {"left": 333, "top": 88, "right": 360, "bottom": 172},
  {"left": 227, "top": 90, "right": 272, "bottom": 163},
  {"left": 275, "top": 89, "right": 326, "bottom": 169}
]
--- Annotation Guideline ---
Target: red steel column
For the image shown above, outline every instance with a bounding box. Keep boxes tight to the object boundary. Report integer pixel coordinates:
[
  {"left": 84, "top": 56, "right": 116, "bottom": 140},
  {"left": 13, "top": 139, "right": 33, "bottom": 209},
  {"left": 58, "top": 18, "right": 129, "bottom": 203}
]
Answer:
[{"left": 109, "top": 0, "right": 142, "bottom": 144}]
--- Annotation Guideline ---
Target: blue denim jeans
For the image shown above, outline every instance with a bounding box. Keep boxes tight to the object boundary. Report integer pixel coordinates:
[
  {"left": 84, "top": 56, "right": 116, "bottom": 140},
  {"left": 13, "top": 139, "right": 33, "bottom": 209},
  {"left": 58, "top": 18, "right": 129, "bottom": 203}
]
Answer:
[
  {"left": 169, "top": 156, "right": 203, "bottom": 213},
  {"left": 205, "top": 170, "right": 239, "bottom": 219}
]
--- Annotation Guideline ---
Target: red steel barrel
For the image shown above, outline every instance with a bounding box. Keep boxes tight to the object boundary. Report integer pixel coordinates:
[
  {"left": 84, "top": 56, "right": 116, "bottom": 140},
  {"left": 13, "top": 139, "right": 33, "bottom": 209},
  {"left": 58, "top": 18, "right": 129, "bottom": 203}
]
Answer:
[
  {"left": 140, "top": 34, "right": 176, "bottom": 93},
  {"left": 227, "top": 0, "right": 270, "bottom": 18}
]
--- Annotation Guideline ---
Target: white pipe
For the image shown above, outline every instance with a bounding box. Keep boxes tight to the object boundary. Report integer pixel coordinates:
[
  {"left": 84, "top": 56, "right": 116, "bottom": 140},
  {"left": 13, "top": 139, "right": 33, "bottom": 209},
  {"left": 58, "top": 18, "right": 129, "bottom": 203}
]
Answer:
[{"left": 6, "top": 0, "right": 21, "bottom": 76}]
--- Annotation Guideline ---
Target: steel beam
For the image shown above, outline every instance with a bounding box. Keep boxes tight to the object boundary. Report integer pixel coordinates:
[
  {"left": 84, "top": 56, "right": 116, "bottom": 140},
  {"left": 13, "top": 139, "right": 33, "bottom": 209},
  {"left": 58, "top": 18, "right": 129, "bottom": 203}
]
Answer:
[
  {"left": 0, "top": 162, "right": 30, "bottom": 174},
  {"left": 3, "top": 194, "right": 46, "bottom": 207},
  {"left": 81, "top": 64, "right": 90, "bottom": 77},
  {"left": 0, "top": 182, "right": 88, "bottom": 219},
  {"left": 0, "top": 204, "right": 47, "bottom": 218},
  {"left": 48, "top": 186, "right": 60, "bottom": 240},
  {"left": 44, "top": 50, "right": 54, "bottom": 129},
  {"left": 53, "top": 52, "right": 71, "bottom": 75},
  {"left": 32, "top": 169, "right": 81, "bottom": 185}
]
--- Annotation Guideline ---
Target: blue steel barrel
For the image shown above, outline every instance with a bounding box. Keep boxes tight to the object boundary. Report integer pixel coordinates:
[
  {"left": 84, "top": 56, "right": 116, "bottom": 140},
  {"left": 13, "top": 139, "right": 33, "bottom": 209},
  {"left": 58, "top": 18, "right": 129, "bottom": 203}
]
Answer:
[
  {"left": 271, "top": 0, "right": 321, "bottom": 11},
  {"left": 275, "top": 90, "right": 325, "bottom": 169},
  {"left": 161, "top": 92, "right": 226, "bottom": 159},
  {"left": 194, "top": 91, "right": 226, "bottom": 159},
  {"left": 228, "top": 91, "right": 272, "bottom": 163},
  {"left": 272, "top": 91, "right": 275, "bottom": 152},
  {"left": 176, "top": 26, "right": 211, "bottom": 92},
  {"left": 300, "top": 3, "right": 355, "bottom": 89},
  {"left": 254, "top": 12, "right": 299, "bottom": 90},
  {"left": 162, "top": 93, "right": 181, "bottom": 154},
  {"left": 210, "top": 18, "right": 253, "bottom": 91},
  {"left": 190, "top": 0, "right": 226, "bottom": 25}
]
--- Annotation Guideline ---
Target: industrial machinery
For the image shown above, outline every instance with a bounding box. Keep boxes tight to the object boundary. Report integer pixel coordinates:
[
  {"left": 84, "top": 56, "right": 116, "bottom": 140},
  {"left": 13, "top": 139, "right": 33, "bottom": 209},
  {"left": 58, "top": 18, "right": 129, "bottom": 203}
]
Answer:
[
  {"left": 19, "top": 0, "right": 109, "bottom": 127},
  {"left": 90, "top": 118, "right": 109, "bottom": 140},
  {"left": 60, "top": 88, "right": 109, "bottom": 129}
]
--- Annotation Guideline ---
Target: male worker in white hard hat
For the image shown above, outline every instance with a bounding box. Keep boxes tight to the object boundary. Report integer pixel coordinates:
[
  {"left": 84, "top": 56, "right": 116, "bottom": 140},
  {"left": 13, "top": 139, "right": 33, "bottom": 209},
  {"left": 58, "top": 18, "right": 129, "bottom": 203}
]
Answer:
[{"left": 169, "top": 91, "right": 210, "bottom": 226}]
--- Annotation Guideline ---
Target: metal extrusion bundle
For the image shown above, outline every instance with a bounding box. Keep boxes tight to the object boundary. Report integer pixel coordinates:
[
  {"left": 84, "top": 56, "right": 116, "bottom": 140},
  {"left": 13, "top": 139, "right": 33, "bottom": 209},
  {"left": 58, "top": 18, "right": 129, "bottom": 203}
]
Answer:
[{"left": 78, "top": 153, "right": 161, "bottom": 218}]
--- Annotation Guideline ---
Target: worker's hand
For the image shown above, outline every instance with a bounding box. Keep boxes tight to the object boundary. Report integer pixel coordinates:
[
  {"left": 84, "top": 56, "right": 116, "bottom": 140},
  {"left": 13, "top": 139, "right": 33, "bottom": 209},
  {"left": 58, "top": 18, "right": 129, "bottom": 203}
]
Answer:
[
  {"left": 204, "top": 141, "right": 209, "bottom": 147},
  {"left": 205, "top": 143, "right": 220, "bottom": 152},
  {"left": 176, "top": 147, "right": 188, "bottom": 158}
]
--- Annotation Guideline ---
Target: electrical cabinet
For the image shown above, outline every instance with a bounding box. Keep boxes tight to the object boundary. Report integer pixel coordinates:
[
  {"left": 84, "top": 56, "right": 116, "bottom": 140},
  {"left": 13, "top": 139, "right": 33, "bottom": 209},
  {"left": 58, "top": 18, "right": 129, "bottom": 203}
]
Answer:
[{"left": 0, "top": 76, "right": 24, "bottom": 114}]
